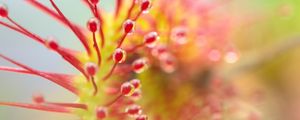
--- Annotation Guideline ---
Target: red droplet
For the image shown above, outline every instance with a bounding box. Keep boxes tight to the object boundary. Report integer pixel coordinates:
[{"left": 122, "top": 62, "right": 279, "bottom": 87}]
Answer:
[
  {"left": 136, "top": 114, "right": 148, "bottom": 120},
  {"left": 32, "top": 93, "right": 45, "bottom": 104},
  {"left": 144, "top": 32, "right": 159, "bottom": 48},
  {"left": 125, "top": 105, "right": 142, "bottom": 115},
  {"left": 123, "top": 19, "right": 135, "bottom": 33},
  {"left": 113, "top": 48, "right": 126, "bottom": 63},
  {"left": 85, "top": 62, "right": 98, "bottom": 76},
  {"left": 171, "top": 26, "right": 188, "bottom": 45},
  {"left": 87, "top": 17, "right": 99, "bottom": 32},
  {"left": 46, "top": 37, "right": 60, "bottom": 50},
  {"left": 96, "top": 107, "right": 107, "bottom": 119},
  {"left": 89, "top": 0, "right": 99, "bottom": 5},
  {"left": 121, "top": 82, "right": 135, "bottom": 96},
  {"left": 130, "top": 79, "right": 141, "bottom": 89},
  {"left": 151, "top": 45, "right": 167, "bottom": 58},
  {"left": 0, "top": 4, "right": 8, "bottom": 18},
  {"left": 130, "top": 89, "right": 142, "bottom": 100},
  {"left": 132, "top": 58, "right": 148, "bottom": 73},
  {"left": 140, "top": 0, "right": 151, "bottom": 13},
  {"left": 160, "top": 53, "right": 176, "bottom": 73}
]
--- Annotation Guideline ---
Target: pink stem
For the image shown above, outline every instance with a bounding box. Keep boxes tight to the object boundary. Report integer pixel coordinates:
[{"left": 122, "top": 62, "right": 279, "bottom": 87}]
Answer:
[
  {"left": 133, "top": 11, "right": 142, "bottom": 21},
  {"left": 126, "top": 43, "right": 145, "bottom": 53},
  {"left": 0, "top": 54, "right": 78, "bottom": 94},
  {"left": 46, "top": 102, "right": 87, "bottom": 110},
  {"left": 91, "top": 76, "right": 98, "bottom": 95},
  {"left": 104, "top": 94, "right": 122, "bottom": 107},
  {"left": 117, "top": 33, "right": 128, "bottom": 48},
  {"left": 92, "top": 32, "right": 102, "bottom": 66},
  {"left": 0, "top": 102, "right": 71, "bottom": 113},
  {"left": 93, "top": 5, "right": 105, "bottom": 48},
  {"left": 7, "top": 17, "right": 45, "bottom": 44},
  {"left": 27, "top": 0, "right": 85, "bottom": 34},
  {"left": 117, "top": 0, "right": 136, "bottom": 31},
  {"left": 115, "top": 0, "right": 122, "bottom": 18},
  {"left": 0, "top": 66, "right": 74, "bottom": 82},
  {"left": 102, "top": 62, "right": 118, "bottom": 81},
  {"left": 0, "top": 21, "right": 33, "bottom": 39},
  {"left": 0, "top": 20, "right": 87, "bottom": 80},
  {"left": 126, "top": 0, "right": 136, "bottom": 20}
]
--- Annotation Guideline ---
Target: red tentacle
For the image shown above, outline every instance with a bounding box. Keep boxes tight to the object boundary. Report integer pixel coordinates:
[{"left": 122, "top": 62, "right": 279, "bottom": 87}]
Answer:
[
  {"left": 0, "top": 54, "right": 78, "bottom": 95},
  {"left": 49, "top": 0, "right": 92, "bottom": 55},
  {"left": 0, "top": 102, "right": 72, "bottom": 113}
]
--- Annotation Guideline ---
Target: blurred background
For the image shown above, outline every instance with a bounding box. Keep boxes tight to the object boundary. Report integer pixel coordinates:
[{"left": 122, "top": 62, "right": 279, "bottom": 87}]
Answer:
[{"left": 0, "top": 0, "right": 300, "bottom": 120}]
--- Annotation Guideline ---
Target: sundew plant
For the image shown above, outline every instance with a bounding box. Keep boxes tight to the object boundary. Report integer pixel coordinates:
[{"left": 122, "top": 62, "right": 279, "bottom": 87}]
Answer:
[{"left": 1, "top": 0, "right": 300, "bottom": 120}]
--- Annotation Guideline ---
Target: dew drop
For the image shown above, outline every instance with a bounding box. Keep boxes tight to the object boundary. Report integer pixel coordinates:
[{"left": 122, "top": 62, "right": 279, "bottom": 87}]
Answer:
[
  {"left": 113, "top": 48, "right": 127, "bottom": 63},
  {"left": 132, "top": 58, "right": 148, "bottom": 73}
]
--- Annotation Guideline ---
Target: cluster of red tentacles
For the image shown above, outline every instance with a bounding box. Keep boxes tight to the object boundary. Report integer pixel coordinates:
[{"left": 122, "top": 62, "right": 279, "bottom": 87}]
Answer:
[{"left": 0, "top": 0, "right": 156, "bottom": 120}]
